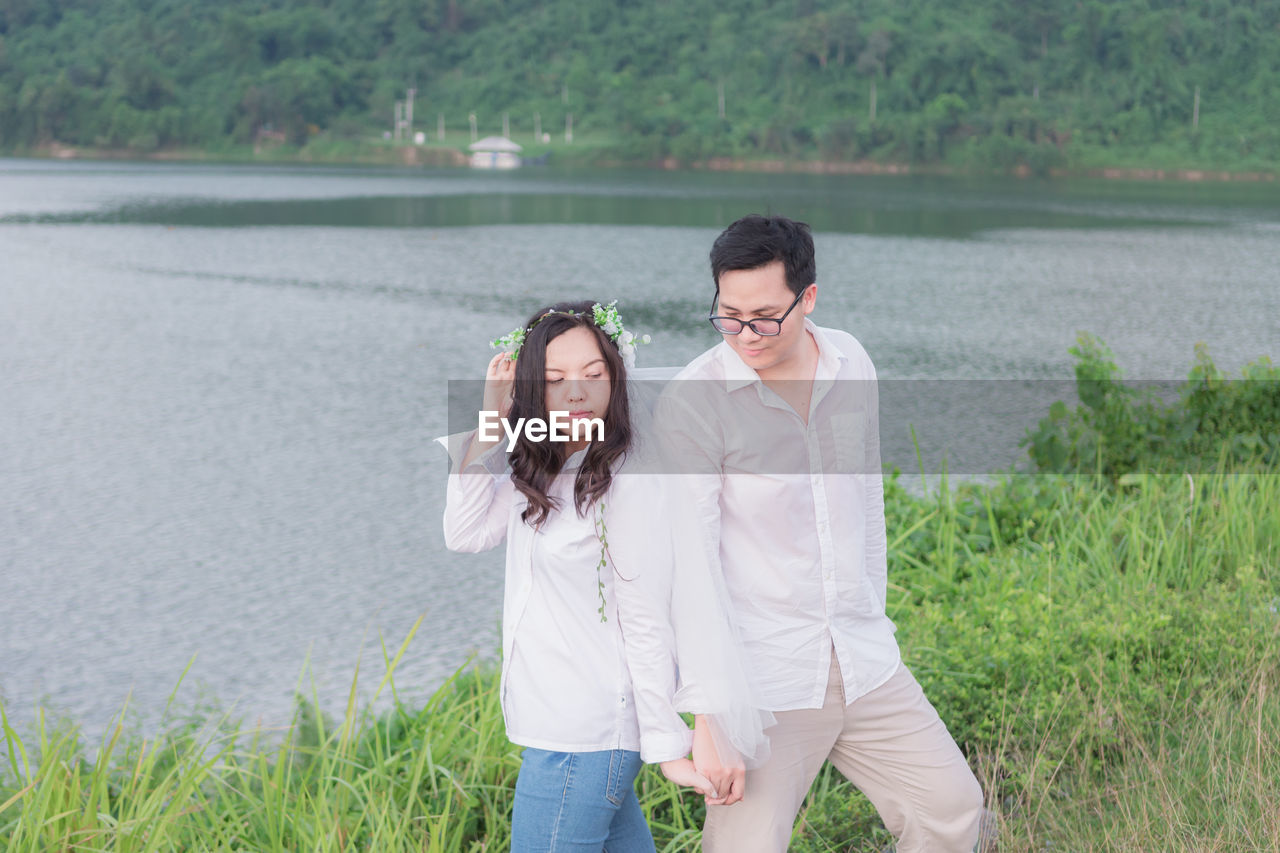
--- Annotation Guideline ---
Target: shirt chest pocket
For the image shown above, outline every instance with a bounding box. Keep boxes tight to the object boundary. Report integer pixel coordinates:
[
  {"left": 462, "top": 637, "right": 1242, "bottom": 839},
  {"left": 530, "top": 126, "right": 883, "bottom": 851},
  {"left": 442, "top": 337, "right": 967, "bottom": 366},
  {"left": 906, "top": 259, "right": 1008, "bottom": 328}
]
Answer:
[{"left": 829, "top": 413, "right": 866, "bottom": 474}]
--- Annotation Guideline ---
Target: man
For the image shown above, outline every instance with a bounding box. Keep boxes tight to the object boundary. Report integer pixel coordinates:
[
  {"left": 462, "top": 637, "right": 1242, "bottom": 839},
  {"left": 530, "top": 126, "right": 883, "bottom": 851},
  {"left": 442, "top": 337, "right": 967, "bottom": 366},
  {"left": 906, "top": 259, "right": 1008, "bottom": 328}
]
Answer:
[{"left": 657, "top": 215, "right": 982, "bottom": 852}]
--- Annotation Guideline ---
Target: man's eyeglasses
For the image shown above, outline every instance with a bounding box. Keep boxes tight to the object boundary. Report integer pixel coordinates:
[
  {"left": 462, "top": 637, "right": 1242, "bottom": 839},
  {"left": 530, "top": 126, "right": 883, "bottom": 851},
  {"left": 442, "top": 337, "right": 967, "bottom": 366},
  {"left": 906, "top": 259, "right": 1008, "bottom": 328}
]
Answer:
[{"left": 708, "top": 287, "right": 805, "bottom": 336}]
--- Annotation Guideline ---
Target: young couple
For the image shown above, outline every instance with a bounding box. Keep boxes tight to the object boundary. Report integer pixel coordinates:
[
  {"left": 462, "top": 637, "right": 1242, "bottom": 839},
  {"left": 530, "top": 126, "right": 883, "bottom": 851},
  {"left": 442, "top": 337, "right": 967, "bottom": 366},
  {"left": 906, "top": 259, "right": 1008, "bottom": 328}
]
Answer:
[{"left": 442, "top": 215, "right": 984, "bottom": 852}]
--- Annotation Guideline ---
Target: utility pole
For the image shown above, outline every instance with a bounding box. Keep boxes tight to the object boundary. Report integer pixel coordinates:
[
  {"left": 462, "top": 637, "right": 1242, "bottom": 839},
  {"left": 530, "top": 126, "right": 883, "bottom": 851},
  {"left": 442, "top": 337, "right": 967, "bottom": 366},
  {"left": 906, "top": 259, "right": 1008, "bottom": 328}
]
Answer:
[
  {"left": 565, "top": 113, "right": 573, "bottom": 144},
  {"left": 438, "top": 113, "right": 445, "bottom": 141},
  {"left": 1193, "top": 86, "right": 1200, "bottom": 130},
  {"left": 394, "top": 101, "right": 403, "bottom": 142},
  {"left": 469, "top": 112, "right": 477, "bottom": 143},
  {"left": 718, "top": 80, "right": 725, "bottom": 119},
  {"left": 405, "top": 88, "right": 416, "bottom": 139}
]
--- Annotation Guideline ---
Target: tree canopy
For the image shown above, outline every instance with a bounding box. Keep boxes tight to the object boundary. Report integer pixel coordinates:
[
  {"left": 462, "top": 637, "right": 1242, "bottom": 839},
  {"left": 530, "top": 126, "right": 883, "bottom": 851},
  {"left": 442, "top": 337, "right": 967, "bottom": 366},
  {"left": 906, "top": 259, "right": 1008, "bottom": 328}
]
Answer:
[{"left": 1, "top": 0, "right": 1277, "bottom": 170}]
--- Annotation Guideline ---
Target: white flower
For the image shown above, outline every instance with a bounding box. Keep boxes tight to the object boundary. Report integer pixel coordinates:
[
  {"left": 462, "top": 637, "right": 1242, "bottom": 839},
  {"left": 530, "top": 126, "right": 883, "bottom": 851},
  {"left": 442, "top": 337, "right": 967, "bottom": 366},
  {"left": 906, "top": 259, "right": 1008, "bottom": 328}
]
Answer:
[
  {"left": 491, "top": 326, "right": 526, "bottom": 358},
  {"left": 496, "top": 302, "right": 648, "bottom": 370}
]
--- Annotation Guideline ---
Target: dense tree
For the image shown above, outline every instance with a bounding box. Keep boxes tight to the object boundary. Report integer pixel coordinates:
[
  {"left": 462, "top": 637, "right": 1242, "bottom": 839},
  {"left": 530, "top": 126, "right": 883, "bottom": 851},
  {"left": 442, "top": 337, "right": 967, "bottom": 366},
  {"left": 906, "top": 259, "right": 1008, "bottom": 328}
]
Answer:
[{"left": 0, "top": 0, "right": 1276, "bottom": 170}]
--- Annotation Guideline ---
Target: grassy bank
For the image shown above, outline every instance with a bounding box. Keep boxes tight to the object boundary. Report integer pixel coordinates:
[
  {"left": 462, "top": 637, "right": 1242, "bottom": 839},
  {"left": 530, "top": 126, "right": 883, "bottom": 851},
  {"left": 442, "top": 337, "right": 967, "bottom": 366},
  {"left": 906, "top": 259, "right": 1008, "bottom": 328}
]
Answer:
[
  {"left": 3, "top": 467, "right": 1276, "bottom": 851},
  {"left": 4, "top": 344, "right": 1278, "bottom": 850},
  {"left": 6, "top": 131, "right": 634, "bottom": 171},
  {"left": 10, "top": 137, "right": 1279, "bottom": 182}
]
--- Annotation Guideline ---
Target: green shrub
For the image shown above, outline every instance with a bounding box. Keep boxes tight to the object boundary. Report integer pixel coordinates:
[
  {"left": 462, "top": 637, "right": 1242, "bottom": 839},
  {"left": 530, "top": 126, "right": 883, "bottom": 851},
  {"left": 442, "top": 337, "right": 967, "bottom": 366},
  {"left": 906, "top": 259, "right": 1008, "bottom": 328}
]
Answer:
[{"left": 1023, "top": 333, "right": 1280, "bottom": 478}]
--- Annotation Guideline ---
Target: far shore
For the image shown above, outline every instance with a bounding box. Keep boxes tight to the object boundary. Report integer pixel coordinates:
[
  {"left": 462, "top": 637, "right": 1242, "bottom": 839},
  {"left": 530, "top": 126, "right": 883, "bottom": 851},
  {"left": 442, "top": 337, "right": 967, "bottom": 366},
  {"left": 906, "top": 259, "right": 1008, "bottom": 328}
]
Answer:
[
  {"left": 683, "top": 156, "right": 1279, "bottom": 183},
  {"left": 8, "top": 140, "right": 1277, "bottom": 183}
]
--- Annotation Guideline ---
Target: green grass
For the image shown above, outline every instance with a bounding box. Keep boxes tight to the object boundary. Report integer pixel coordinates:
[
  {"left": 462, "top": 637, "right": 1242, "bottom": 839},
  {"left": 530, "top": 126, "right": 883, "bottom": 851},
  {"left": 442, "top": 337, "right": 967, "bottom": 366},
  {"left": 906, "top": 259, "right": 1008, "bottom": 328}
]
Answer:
[{"left": 3, "top": 470, "right": 1277, "bottom": 851}]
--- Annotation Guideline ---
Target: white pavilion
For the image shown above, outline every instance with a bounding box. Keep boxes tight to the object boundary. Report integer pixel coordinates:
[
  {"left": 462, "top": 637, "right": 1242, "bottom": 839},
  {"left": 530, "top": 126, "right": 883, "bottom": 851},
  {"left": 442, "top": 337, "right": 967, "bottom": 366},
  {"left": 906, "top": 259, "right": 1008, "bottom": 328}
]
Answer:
[{"left": 468, "top": 136, "right": 523, "bottom": 169}]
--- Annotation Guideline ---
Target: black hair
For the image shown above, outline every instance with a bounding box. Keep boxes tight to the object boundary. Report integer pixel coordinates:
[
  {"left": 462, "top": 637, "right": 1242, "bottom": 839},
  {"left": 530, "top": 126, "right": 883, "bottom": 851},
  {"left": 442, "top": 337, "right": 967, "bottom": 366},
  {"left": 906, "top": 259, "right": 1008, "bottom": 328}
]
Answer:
[
  {"left": 507, "top": 301, "right": 632, "bottom": 527},
  {"left": 709, "top": 214, "right": 816, "bottom": 296}
]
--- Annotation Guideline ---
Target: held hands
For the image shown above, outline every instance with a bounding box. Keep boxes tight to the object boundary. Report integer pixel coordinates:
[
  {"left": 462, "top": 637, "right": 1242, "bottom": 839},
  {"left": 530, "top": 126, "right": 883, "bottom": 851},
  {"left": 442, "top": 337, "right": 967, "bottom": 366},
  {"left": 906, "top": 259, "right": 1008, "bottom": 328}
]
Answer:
[
  {"left": 692, "top": 715, "right": 746, "bottom": 805},
  {"left": 659, "top": 758, "right": 718, "bottom": 799}
]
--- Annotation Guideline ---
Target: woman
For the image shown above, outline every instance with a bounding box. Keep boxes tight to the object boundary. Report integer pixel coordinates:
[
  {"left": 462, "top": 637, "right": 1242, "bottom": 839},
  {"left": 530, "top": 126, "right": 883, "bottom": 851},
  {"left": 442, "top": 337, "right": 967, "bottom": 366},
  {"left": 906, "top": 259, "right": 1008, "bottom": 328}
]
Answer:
[{"left": 442, "top": 301, "right": 715, "bottom": 851}]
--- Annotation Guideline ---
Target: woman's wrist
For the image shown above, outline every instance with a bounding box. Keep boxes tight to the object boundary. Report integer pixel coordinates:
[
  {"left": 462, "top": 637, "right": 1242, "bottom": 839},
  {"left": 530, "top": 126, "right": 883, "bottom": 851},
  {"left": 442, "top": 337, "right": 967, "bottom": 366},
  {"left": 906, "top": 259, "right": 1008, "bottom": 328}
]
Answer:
[{"left": 458, "top": 426, "right": 501, "bottom": 471}]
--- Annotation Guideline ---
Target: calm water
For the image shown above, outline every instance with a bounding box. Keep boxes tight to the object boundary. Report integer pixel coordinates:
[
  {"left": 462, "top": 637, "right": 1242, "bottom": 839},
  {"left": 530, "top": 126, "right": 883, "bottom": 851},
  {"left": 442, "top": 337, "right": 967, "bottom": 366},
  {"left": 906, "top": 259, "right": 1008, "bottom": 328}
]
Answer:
[{"left": 2, "top": 159, "right": 1277, "bottom": 738}]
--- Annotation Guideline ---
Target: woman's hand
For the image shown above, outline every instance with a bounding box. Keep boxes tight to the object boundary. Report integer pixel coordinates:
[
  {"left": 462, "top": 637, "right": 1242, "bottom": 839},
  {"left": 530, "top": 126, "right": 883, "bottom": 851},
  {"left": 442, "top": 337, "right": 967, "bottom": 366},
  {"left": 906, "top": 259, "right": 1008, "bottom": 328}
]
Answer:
[
  {"left": 482, "top": 351, "right": 517, "bottom": 420},
  {"left": 692, "top": 715, "right": 746, "bottom": 805},
  {"left": 459, "top": 352, "right": 517, "bottom": 471},
  {"left": 659, "top": 758, "right": 718, "bottom": 799}
]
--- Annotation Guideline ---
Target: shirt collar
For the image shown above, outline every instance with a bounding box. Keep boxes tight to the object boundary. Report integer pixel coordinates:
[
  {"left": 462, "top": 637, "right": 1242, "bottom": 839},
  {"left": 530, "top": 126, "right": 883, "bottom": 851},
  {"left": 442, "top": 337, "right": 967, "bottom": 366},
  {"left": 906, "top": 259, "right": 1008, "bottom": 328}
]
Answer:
[
  {"left": 715, "top": 318, "right": 847, "bottom": 391},
  {"left": 718, "top": 341, "right": 759, "bottom": 392},
  {"left": 811, "top": 318, "right": 848, "bottom": 380},
  {"left": 563, "top": 447, "right": 588, "bottom": 470}
]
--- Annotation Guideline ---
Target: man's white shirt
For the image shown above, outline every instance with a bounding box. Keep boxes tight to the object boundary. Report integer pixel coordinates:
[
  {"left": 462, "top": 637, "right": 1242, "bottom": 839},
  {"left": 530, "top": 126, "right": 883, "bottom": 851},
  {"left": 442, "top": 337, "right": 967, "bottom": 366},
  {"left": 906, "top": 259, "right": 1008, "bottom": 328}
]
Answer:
[{"left": 655, "top": 319, "right": 901, "bottom": 712}]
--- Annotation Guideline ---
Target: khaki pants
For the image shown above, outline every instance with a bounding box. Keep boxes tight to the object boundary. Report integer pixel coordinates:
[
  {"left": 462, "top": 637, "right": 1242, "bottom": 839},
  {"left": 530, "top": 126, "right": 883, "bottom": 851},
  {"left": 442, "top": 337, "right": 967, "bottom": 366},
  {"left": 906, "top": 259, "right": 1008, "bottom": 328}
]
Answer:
[{"left": 703, "top": 657, "right": 983, "bottom": 853}]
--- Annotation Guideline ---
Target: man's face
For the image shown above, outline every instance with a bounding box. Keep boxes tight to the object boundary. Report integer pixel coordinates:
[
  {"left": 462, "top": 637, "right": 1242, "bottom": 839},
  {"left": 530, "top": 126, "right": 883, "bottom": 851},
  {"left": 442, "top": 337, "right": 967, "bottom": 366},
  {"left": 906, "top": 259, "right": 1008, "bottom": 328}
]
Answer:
[{"left": 714, "top": 260, "right": 816, "bottom": 377}]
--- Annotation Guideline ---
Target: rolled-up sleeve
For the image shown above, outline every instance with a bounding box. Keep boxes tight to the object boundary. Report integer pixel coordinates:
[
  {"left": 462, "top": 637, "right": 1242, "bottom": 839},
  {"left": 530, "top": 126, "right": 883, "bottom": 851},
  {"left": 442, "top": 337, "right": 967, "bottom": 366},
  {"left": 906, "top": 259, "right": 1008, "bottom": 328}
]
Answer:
[
  {"left": 440, "top": 431, "right": 513, "bottom": 553},
  {"left": 652, "top": 392, "right": 725, "bottom": 604},
  {"left": 608, "top": 471, "right": 693, "bottom": 763}
]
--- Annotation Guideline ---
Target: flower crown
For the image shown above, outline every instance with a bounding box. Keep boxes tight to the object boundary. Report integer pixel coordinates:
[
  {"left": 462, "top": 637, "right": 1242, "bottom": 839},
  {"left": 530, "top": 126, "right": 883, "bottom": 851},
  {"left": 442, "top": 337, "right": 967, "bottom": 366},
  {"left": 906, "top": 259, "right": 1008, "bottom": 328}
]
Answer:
[{"left": 491, "top": 301, "right": 652, "bottom": 368}]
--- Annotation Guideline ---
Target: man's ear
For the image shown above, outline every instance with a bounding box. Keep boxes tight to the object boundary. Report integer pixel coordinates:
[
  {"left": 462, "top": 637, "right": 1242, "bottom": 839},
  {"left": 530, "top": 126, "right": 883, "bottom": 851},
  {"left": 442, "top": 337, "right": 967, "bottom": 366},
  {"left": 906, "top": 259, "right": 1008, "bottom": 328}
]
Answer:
[{"left": 803, "top": 283, "right": 818, "bottom": 314}]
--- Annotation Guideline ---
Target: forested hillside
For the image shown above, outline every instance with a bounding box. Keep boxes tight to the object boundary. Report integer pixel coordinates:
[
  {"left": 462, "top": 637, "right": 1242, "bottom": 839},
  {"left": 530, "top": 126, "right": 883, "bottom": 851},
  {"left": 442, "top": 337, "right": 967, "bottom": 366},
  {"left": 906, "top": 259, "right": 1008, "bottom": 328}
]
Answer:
[{"left": 1, "top": 0, "right": 1277, "bottom": 170}]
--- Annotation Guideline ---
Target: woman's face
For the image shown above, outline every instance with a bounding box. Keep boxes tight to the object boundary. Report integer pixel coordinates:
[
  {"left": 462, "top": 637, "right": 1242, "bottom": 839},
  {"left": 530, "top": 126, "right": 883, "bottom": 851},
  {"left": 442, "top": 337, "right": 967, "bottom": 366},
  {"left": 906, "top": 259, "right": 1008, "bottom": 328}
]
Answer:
[{"left": 543, "top": 325, "right": 612, "bottom": 451}]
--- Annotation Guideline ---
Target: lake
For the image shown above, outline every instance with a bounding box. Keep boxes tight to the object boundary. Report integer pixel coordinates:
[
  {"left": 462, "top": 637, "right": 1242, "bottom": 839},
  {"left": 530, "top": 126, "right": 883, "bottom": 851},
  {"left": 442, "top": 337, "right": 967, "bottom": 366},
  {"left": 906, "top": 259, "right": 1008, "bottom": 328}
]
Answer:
[{"left": 1, "top": 159, "right": 1277, "bottom": 738}]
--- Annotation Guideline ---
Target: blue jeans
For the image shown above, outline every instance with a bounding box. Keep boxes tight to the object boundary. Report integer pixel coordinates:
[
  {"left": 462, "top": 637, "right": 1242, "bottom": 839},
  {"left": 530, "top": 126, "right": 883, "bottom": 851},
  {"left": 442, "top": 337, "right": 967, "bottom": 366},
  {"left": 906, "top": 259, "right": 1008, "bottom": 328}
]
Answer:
[{"left": 511, "top": 748, "right": 655, "bottom": 853}]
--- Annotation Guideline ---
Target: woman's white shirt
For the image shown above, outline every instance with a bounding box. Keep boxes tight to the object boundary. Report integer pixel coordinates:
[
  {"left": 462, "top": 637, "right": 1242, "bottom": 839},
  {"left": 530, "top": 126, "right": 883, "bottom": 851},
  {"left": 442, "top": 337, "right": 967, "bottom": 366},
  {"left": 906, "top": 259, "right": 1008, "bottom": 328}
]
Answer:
[{"left": 442, "top": 441, "right": 692, "bottom": 762}]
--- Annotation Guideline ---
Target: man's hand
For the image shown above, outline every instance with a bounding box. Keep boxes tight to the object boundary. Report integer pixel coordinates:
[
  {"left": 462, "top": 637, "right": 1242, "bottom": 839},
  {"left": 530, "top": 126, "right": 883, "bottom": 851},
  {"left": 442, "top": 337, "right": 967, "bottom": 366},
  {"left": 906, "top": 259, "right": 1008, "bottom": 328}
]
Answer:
[
  {"left": 692, "top": 715, "right": 745, "bottom": 805},
  {"left": 659, "top": 758, "right": 717, "bottom": 798}
]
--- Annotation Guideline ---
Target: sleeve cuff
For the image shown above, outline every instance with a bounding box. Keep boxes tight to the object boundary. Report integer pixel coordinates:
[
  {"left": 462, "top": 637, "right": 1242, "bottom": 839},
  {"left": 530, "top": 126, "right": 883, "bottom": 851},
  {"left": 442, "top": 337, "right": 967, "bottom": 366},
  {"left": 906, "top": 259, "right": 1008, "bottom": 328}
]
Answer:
[
  {"left": 640, "top": 729, "right": 694, "bottom": 764},
  {"left": 434, "top": 430, "right": 510, "bottom": 475},
  {"left": 672, "top": 685, "right": 712, "bottom": 715}
]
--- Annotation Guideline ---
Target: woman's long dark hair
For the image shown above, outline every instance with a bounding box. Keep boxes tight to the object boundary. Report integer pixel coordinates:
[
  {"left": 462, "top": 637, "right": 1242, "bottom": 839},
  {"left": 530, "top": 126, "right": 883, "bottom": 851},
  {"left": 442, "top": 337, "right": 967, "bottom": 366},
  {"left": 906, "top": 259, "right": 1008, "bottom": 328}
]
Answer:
[{"left": 507, "top": 301, "right": 632, "bottom": 527}]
